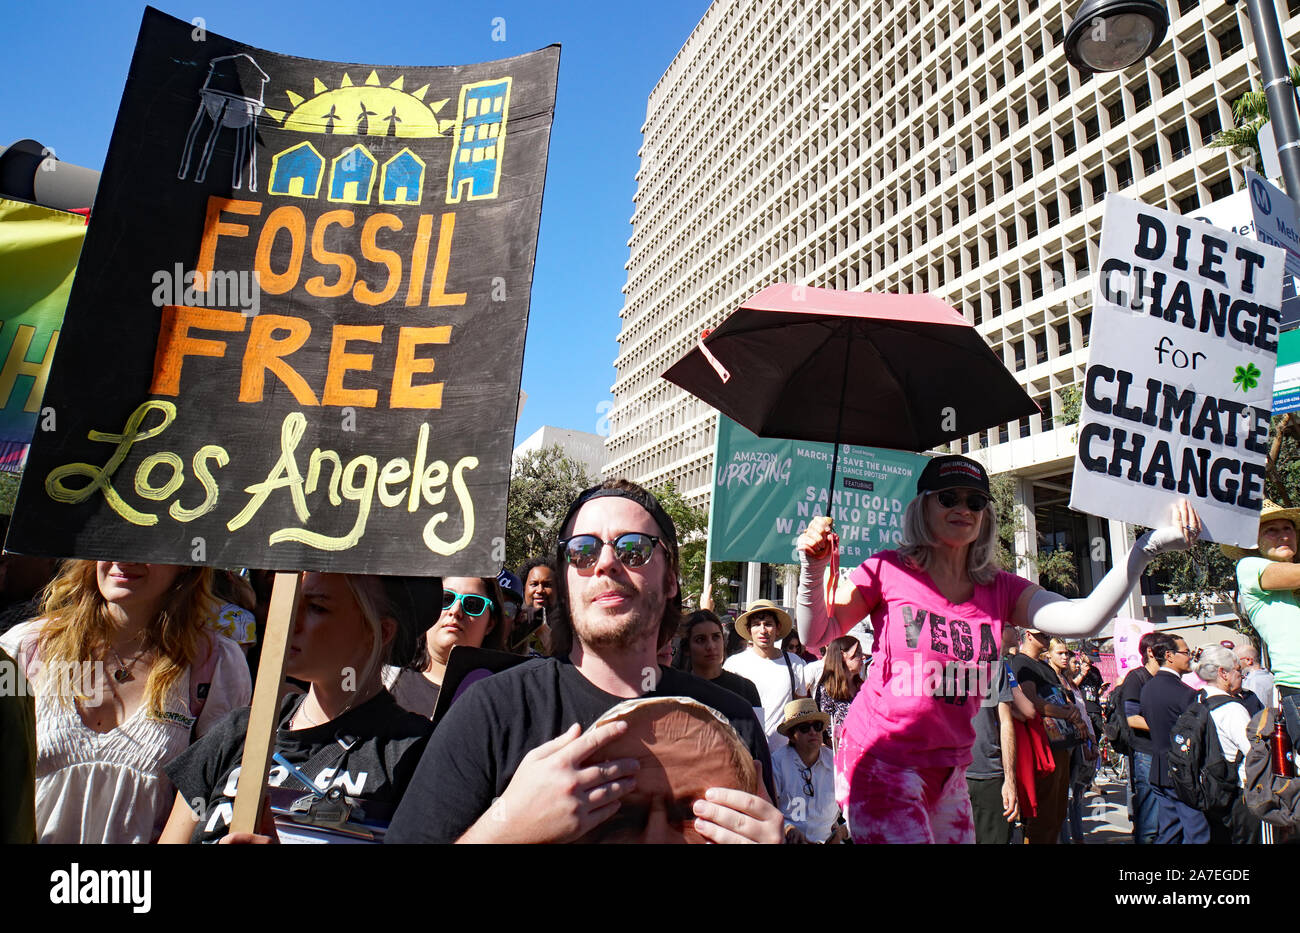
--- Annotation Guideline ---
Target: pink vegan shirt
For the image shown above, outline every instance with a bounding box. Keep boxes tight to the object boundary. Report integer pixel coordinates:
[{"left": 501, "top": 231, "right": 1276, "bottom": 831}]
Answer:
[{"left": 842, "top": 551, "right": 1032, "bottom": 770}]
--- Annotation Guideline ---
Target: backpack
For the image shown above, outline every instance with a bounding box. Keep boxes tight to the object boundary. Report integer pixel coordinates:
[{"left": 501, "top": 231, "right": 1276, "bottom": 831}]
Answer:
[
  {"left": 1167, "top": 692, "right": 1242, "bottom": 813},
  {"left": 1244, "top": 707, "right": 1300, "bottom": 830},
  {"left": 1103, "top": 694, "right": 1133, "bottom": 757}
]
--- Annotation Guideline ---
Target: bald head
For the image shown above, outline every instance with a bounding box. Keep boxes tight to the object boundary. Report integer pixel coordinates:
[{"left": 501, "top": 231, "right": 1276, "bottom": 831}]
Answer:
[{"left": 1235, "top": 645, "right": 1260, "bottom": 670}]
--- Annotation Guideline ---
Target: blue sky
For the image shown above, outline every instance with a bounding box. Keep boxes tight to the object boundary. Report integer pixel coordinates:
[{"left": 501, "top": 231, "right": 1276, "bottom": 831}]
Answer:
[{"left": 2, "top": 0, "right": 711, "bottom": 447}]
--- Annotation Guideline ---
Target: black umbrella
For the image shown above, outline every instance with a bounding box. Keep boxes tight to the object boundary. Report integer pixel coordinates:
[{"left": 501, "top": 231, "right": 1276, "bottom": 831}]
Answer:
[{"left": 663, "top": 283, "right": 1040, "bottom": 506}]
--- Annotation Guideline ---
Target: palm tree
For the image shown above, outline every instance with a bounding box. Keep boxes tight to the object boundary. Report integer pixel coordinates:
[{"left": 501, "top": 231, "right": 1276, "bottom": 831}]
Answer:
[{"left": 1209, "top": 65, "right": 1300, "bottom": 170}]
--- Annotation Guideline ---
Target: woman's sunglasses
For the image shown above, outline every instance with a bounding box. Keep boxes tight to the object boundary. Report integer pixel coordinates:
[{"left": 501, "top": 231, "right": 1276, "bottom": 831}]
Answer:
[
  {"left": 560, "top": 532, "right": 662, "bottom": 570},
  {"left": 442, "top": 590, "right": 494, "bottom": 617},
  {"left": 931, "top": 489, "right": 990, "bottom": 511}
]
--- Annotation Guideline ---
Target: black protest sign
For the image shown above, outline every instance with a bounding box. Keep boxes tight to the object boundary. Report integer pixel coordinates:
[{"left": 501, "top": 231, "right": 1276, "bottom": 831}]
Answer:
[
  {"left": 1069, "top": 196, "right": 1285, "bottom": 546},
  {"left": 6, "top": 8, "right": 558, "bottom": 575}
]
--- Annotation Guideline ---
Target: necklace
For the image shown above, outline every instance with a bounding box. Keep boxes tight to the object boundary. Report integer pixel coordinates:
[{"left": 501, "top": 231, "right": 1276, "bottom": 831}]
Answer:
[
  {"left": 109, "top": 645, "right": 145, "bottom": 683},
  {"left": 293, "top": 697, "right": 322, "bottom": 729},
  {"left": 292, "top": 682, "right": 380, "bottom": 730}
]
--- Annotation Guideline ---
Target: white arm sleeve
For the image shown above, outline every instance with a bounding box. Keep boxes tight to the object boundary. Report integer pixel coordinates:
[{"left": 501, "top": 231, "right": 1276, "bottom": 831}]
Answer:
[
  {"left": 796, "top": 549, "right": 834, "bottom": 650},
  {"left": 1026, "top": 526, "right": 1188, "bottom": 638}
]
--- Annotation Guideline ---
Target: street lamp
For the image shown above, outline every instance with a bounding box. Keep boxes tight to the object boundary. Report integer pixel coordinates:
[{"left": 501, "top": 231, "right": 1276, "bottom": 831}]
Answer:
[
  {"left": 1063, "top": 0, "right": 1169, "bottom": 72},
  {"left": 1063, "top": 0, "right": 1300, "bottom": 198}
]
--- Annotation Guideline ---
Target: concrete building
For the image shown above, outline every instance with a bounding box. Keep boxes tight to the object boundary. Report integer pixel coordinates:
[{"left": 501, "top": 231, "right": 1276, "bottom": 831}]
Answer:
[
  {"left": 513, "top": 425, "right": 607, "bottom": 478},
  {"left": 607, "top": 0, "right": 1295, "bottom": 619}
]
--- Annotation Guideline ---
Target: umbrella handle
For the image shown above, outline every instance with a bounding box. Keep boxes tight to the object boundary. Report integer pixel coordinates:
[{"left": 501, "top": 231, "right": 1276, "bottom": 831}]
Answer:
[
  {"left": 824, "top": 531, "right": 840, "bottom": 628},
  {"left": 697, "top": 329, "right": 731, "bottom": 383}
]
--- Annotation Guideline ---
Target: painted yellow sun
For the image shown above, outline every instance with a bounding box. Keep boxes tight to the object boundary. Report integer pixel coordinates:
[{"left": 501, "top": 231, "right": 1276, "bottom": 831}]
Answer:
[{"left": 263, "top": 71, "right": 456, "bottom": 138}]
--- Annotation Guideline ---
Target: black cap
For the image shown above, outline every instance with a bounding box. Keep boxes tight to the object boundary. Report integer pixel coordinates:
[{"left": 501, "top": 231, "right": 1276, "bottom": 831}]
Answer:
[
  {"left": 556, "top": 483, "right": 678, "bottom": 556},
  {"left": 916, "top": 455, "right": 990, "bottom": 497}
]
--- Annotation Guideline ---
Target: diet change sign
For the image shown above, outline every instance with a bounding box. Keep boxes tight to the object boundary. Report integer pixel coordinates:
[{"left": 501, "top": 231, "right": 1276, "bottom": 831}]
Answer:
[{"left": 1070, "top": 196, "right": 1285, "bottom": 546}]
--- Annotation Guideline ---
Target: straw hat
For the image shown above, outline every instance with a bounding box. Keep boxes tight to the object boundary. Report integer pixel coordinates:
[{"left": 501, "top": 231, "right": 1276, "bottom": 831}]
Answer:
[
  {"left": 1219, "top": 500, "right": 1300, "bottom": 562},
  {"left": 734, "top": 599, "right": 793, "bottom": 641},
  {"left": 777, "top": 698, "right": 830, "bottom": 736}
]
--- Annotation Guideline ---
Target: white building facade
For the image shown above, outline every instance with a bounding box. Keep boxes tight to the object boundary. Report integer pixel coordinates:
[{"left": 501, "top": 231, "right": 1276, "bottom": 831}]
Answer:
[
  {"left": 607, "top": 0, "right": 1297, "bottom": 615},
  {"left": 514, "top": 425, "right": 608, "bottom": 478}
]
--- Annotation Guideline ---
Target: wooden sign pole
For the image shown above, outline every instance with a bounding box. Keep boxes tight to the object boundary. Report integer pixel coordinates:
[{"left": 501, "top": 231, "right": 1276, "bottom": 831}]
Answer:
[{"left": 230, "top": 570, "right": 302, "bottom": 834}]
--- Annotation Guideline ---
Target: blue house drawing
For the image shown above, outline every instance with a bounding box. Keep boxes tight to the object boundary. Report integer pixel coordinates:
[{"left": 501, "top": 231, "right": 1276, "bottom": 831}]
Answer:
[
  {"left": 380, "top": 148, "right": 426, "bottom": 206},
  {"left": 447, "top": 78, "right": 511, "bottom": 203},
  {"left": 268, "top": 142, "right": 324, "bottom": 198},
  {"left": 328, "top": 144, "right": 377, "bottom": 204}
]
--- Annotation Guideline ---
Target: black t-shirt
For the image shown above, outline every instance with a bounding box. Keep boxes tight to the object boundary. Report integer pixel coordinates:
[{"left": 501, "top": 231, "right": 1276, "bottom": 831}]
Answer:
[
  {"left": 165, "top": 690, "right": 432, "bottom": 843},
  {"left": 1011, "top": 653, "right": 1078, "bottom": 745},
  {"left": 1010, "top": 653, "right": 1062, "bottom": 700},
  {"left": 1119, "top": 666, "right": 1155, "bottom": 754},
  {"left": 385, "top": 658, "right": 773, "bottom": 844},
  {"left": 707, "top": 669, "right": 762, "bottom": 708}
]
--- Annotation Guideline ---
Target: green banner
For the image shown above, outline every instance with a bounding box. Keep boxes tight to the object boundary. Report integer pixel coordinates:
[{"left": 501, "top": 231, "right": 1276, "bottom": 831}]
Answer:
[
  {"left": 0, "top": 198, "right": 84, "bottom": 451},
  {"left": 708, "top": 415, "right": 929, "bottom": 565}
]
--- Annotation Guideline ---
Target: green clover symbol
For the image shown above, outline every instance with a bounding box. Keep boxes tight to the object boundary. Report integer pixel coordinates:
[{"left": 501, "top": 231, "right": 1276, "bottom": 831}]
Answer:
[{"left": 1233, "top": 362, "right": 1261, "bottom": 393}]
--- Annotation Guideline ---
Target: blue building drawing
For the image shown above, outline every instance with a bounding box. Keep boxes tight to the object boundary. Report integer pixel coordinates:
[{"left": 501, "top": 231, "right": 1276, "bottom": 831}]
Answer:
[
  {"left": 447, "top": 78, "right": 512, "bottom": 203},
  {"left": 328, "top": 144, "right": 377, "bottom": 204},
  {"left": 380, "top": 148, "right": 426, "bottom": 206},
  {"left": 268, "top": 141, "right": 325, "bottom": 198}
]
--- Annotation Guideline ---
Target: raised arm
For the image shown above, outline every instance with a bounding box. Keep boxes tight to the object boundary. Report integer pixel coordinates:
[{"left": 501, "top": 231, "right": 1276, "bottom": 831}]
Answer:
[
  {"left": 1011, "top": 501, "right": 1201, "bottom": 638},
  {"left": 795, "top": 516, "right": 871, "bottom": 650},
  {"left": 1258, "top": 561, "right": 1300, "bottom": 591}
]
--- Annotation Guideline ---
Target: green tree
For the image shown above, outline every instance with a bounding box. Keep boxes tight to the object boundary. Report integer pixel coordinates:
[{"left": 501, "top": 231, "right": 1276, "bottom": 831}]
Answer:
[
  {"left": 991, "top": 474, "right": 1078, "bottom": 594},
  {"left": 991, "top": 474, "right": 1019, "bottom": 573},
  {"left": 1058, "top": 384, "right": 1082, "bottom": 426},
  {"left": 505, "top": 444, "right": 594, "bottom": 572},
  {"left": 650, "top": 481, "right": 710, "bottom": 607},
  {"left": 1209, "top": 66, "right": 1300, "bottom": 171}
]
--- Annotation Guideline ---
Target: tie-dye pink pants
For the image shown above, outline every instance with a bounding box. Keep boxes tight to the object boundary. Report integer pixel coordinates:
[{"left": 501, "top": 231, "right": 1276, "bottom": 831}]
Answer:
[{"left": 835, "top": 728, "right": 975, "bottom": 844}]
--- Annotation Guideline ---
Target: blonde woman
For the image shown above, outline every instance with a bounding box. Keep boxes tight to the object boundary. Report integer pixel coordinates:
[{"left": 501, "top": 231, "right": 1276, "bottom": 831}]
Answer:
[
  {"left": 797, "top": 455, "right": 1199, "bottom": 844},
  {"left": 159, "top": 573, "right": 433, "bottom": 843},
  {"left": 0, "top": 561, "right": 250, "bottom": 843}
]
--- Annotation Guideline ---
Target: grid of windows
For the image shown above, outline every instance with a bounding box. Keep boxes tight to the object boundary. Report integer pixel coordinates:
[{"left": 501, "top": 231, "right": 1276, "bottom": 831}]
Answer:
[{"left": 608, "top": 0, "right": 1280, "bottom": 505}]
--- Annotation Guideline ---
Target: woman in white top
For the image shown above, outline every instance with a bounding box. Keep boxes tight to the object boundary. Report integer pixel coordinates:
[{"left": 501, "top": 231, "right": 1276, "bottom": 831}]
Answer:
[{"left": 0, "top": 560, "right": 249, "bottom": 843}]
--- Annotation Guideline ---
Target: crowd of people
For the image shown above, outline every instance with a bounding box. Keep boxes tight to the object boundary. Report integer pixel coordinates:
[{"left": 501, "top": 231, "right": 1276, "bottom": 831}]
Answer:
[{"left": 1, "top": 456, "right": 1297, "bottom": 845}]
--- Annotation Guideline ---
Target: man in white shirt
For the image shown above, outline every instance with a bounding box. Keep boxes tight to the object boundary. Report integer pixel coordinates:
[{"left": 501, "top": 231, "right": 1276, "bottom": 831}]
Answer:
[
  {"left": 1195, "top": 645, "right": 1259, "bottom": 844},
  {"left": 771, "top": 699, "right": 844, "bottom": 843},
  {"left": 1235, "top": 644, "right": 1275, "bottom": 709},
  {"left": 723, "top": 600, "right": 806, "bottom": 753}
]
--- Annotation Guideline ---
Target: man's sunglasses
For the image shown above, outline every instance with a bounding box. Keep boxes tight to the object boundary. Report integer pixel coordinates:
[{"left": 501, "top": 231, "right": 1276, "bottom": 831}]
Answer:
[
  {"left": 931, "top": 490, "right": 990, "bottom": 511},
  {"left": 560, "top": 533, "right": 663, "bottom": 570},
  {"left": 793, "top": 721, "right": 823, "bottom": 735},
  {"left": 442, "top": 590, "right": 495, "bottom": 617}
]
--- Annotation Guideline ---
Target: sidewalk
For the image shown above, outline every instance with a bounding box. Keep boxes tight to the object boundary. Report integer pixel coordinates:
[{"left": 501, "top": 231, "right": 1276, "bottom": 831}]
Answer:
[{"left": 1080, "top": 774, "right": 1133, "bottom": 844}]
